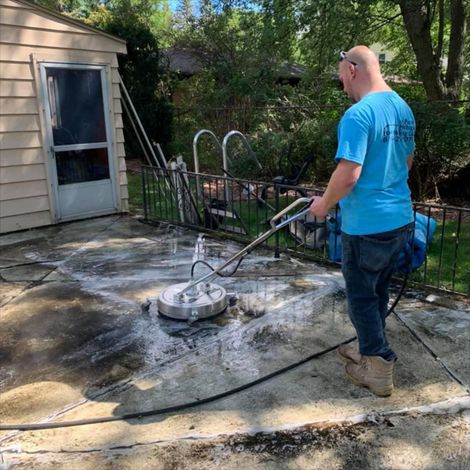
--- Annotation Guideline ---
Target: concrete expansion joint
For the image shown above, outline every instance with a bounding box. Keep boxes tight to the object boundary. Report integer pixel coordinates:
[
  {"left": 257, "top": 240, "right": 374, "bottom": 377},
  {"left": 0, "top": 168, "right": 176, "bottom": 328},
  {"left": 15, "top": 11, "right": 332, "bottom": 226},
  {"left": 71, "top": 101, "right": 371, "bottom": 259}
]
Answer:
[
  {"left": 392, "top": 311, "right": 470, "bottom": 392},
  {"left": 1, "top": 396, "right": 468, "bottom": 457},
  {"left": 1, "top": 217, "right": 468, "bottom": 467},
  {"left": 0, "top": 437, "right": 203, "bottom": 457},
  {"left": 0, "top": 216, "right": 120, "bottom": 308},
  {"left": 1, "top": 447, "right": 102, "bottom": 456},
  {"left": 0, "top": 284, "right": 30, "bottom": 309}
]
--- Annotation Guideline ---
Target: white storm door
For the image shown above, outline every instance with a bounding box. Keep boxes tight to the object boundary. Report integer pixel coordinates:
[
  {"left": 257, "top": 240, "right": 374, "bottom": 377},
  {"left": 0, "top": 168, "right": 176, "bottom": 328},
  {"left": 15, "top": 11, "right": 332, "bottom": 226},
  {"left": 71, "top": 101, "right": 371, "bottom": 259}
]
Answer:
[{"left": 40, "top": 64, "right": 117, "bottom": 221}]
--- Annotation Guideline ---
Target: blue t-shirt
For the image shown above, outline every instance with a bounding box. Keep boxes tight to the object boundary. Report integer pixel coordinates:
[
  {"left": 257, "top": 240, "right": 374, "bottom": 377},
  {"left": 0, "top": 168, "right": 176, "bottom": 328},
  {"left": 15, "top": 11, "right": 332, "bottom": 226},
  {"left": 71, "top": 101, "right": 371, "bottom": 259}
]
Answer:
[{"left": 335, "top": 91, "right": 415, "bottom": 235}]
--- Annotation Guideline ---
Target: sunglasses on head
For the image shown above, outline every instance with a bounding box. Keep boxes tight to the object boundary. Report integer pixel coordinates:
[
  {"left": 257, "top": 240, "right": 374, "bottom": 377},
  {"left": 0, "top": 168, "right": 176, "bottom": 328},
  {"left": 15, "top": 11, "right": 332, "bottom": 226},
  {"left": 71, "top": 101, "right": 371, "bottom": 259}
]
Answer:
[{"left": 339, "top": 51, "right": 357, "bottom": 66}]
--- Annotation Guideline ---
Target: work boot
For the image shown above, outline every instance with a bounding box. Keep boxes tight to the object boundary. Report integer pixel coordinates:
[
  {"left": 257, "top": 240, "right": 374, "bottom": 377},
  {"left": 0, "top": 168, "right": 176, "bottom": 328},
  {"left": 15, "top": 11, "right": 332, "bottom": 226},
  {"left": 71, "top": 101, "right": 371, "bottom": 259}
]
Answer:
[
  {"left": 338, "top": 341, "right": 361, "bottom": 364},
  {"left": 345, "top": 355, "right": 395, "bottom": 397}
]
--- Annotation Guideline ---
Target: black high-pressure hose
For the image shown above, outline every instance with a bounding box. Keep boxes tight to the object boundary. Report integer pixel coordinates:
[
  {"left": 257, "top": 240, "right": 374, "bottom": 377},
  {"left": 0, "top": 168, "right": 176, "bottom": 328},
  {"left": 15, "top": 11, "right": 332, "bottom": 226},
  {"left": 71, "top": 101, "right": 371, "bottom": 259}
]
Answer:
[
  {"left": 0, "top": 274, "right": 409, "bottom": 432},
  {"left": 0, "top": 337, "right": 360, "bottom": 432},
  {"left": 0, "top": 217, "right": 411, "bottom": 432}
]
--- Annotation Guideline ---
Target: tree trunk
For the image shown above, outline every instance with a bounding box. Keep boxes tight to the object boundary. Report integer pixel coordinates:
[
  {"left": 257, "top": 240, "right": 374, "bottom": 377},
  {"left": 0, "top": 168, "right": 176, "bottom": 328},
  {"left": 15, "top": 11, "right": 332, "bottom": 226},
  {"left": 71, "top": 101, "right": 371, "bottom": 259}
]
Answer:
[
  {"left": 445, "top": 0, "right": 467, "bottom": 100},
  {"left": 399, "top": 0, "right": 445, "bottom": 100},
  {"left": 398, "top": 0, "right": 467, "bottom": 101}
]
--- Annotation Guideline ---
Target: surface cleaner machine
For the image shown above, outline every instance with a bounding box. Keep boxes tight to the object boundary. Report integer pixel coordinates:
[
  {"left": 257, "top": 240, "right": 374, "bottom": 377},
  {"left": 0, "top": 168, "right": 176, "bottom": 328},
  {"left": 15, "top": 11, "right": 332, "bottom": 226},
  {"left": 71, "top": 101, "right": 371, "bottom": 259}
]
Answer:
[{"left": 157, "top": 197, "right": 313, "bottom": 321}]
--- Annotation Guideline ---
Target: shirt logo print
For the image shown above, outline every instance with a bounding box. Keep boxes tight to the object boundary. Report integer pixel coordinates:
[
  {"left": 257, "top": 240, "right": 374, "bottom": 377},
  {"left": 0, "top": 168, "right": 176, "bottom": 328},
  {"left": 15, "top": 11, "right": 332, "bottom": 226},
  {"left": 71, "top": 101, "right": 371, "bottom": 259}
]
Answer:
[{"left": 382, "top": 119, "right": 415, "bottom": 143}]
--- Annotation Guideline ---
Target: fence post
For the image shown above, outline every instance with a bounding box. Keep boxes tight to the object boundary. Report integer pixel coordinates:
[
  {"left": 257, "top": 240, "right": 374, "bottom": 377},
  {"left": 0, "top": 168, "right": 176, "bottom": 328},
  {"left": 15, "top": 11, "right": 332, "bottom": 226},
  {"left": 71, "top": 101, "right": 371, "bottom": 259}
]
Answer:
[
  {"left": 274, "top": 184, "right": 280, "bottom": 259},
  {"left": 141, "top": 167, "right": 148, "bottom": 221}
]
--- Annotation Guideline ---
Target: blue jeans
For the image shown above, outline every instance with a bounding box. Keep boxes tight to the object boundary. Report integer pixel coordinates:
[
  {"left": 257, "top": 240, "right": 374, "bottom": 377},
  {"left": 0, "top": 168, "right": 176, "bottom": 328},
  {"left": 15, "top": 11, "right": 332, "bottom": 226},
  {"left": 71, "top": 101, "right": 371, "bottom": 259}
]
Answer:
[{"left": 341, "top": 223, "right": 413, "bottom": 361}]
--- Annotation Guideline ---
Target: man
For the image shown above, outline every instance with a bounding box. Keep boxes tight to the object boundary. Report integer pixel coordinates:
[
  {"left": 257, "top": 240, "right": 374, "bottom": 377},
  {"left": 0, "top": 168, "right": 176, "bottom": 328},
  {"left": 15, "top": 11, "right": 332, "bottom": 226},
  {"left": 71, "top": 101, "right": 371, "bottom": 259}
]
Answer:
[{"left": 309, "top": 46, "right": 415, "bottom": 397}]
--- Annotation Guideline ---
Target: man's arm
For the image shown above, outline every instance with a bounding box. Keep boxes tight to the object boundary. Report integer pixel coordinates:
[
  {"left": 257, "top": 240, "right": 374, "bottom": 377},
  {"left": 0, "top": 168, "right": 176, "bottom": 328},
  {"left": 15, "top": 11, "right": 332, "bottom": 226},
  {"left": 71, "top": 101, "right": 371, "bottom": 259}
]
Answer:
[
  {"left": 309, "top": 159, "right": 362, "bottom": 218},
  {"left": 407, "top": 154, "right": 413, "bottom": 170}
]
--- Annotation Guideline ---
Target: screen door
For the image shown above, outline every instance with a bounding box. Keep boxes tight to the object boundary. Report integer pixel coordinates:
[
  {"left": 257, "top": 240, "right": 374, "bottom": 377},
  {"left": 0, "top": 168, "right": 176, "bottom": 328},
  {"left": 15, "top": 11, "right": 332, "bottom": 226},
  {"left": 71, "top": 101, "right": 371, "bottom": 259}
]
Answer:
[{"left": 40, "top": 64, "right": 118, "bottom": 221}]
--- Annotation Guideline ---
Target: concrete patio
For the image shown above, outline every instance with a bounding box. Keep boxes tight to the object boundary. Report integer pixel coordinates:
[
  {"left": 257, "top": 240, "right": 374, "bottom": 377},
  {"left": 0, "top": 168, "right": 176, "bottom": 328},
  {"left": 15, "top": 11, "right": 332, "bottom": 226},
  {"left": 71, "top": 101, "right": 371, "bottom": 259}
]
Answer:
[{"left": 0, "top": 215, "right": 469, "bottom": 469}]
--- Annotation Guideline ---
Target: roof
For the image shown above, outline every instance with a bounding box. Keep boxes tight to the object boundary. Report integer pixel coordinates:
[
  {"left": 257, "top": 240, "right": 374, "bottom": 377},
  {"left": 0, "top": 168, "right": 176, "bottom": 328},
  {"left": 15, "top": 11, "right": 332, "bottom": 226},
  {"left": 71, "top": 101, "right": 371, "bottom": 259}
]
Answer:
[
  {"left": 277, "top": 62, "right": 306, "bottom": 80},
  {"left": 162, "top": 48, "right": 203, "bottom": 76},
  {"left": 162, "top": 47, "right": 306, "bottom": 80},
  {"left": 16, "top": 0, "right": 127, "bottom": 46}
]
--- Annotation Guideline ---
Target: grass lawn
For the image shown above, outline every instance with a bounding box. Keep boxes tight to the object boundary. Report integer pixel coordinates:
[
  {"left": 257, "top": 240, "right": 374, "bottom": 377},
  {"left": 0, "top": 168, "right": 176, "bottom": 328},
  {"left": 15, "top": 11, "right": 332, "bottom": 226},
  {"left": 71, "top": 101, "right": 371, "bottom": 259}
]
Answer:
[
  {"left": 417, "top": 219, "right": 470, "bottom": 295},
  {"left": 127, "top": 172, "right": 144, "bottom": 214},
  {"left": 127, "top": 170, "right": 469, "bottom": 295}
]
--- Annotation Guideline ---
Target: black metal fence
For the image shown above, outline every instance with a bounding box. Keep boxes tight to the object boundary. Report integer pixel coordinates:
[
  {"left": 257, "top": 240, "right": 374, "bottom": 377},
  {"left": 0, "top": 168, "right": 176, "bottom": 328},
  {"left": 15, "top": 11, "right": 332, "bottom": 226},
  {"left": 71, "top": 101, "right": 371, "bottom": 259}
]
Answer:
[{"left": 142, "top": 165, "right": 470, "bottom": 297}]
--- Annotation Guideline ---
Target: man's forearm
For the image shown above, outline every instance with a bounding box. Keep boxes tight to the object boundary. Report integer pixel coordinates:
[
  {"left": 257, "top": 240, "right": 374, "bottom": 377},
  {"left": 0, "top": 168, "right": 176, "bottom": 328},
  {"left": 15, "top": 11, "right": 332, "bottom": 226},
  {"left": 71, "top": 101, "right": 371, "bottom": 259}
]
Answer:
[
  {"left": 309, "top": 160, "right": 361, "bottom": 218},
  {"left": 321, "top": 166, "right": 357, "bottom": 210},
  {"left": 321, "top": 160, "right": 362, "bottom": 208}
]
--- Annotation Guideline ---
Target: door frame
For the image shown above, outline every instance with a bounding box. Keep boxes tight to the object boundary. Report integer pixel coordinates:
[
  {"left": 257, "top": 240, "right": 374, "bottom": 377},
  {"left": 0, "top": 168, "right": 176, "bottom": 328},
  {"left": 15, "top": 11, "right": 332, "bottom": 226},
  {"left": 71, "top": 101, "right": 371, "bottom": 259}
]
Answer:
[{"left": 39, "top": 61, "right": 118, "bottom": 222}]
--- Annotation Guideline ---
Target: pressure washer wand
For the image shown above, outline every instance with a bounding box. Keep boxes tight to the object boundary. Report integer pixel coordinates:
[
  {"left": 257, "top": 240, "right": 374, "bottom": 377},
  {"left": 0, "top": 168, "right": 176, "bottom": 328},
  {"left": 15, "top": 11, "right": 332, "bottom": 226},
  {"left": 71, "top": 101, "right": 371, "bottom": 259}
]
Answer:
[{"left": 176, "top": 197, "right": 312, "bottom": 299}]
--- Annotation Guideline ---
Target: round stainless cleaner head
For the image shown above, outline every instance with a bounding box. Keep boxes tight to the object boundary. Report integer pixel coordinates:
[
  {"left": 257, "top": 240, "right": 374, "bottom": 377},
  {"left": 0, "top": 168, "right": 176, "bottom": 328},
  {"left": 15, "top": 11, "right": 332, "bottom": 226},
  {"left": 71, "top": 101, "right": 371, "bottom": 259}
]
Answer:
[{"left": 157, "top": 282, "right": 228, "bottom": 321}]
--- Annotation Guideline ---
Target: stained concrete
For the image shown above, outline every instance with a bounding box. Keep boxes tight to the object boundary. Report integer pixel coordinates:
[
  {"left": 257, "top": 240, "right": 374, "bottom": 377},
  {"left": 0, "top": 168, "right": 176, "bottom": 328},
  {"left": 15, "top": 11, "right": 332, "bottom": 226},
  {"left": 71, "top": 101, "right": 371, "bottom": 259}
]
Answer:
[{"left": 0, "top": 215, "right": 469, "bottom": 469}]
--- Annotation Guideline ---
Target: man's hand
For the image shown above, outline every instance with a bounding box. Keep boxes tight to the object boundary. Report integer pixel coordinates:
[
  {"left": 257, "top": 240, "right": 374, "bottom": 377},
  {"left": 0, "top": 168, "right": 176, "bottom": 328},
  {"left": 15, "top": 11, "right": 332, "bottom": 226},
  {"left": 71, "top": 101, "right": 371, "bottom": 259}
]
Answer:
[{"left": 309, "top": 196, "right": 329, "bottom": 218}]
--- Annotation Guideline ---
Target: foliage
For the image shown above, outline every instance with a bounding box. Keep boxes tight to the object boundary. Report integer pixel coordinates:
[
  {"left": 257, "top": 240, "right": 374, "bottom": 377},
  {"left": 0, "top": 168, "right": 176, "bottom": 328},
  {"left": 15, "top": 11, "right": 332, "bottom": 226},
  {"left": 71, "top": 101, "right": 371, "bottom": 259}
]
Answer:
[
  {"left": 34, "top": 0, "right": 173, "bottom": 37},
  {"left": 33, "top": 0, "right": 469, "bottom": 200},
  {"left": 85, "top": 2, "right": 173, "bottom": 157},
  {"left": 396, "top": 0, "right": 468, "bottom": 101},
  {"left": 296, "top": 0, "right": 383, "bottom": 73},
  {"left": 168, "top": 1, "right": 308, "bottom": 172},
  {"left": 34, "top": 0, "right": 174, "bottom": 158},
  {"left": 168, "top": 3, "right": 356, "bottom": 178},
  {"left": 33, "top": 0, "right": 98, "bottom": 16},
  {"left": 410, "top": 102, "right": 470, "bottom": 200}
]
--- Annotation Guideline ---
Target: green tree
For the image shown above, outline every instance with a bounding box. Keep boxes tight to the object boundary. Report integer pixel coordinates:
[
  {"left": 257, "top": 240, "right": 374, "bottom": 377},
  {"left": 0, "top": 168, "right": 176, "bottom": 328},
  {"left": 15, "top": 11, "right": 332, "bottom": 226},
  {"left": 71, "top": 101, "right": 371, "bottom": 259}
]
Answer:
[
  {"left": 34, "top": 0, "right": 173, "bottom": 155},
  {"left": 258, "top": 0, "right": 297, "bottom": 62},
  {"left": 296, "top": 1, "right": 382, "bottom": 73},
  {"left": 86, "top": 2, "right": 173, "bottom": 154},
  {"left": 33, "top": 0, "right": 99, "bottom": 16},
  {"left": 295, "top": 0, "right": 468, "bottom": 101},
  {"left": 397, "top": 0, "right": 468, "bottom": 101},
  {"left": 34, "top": 0, "right": 172, "bottom": 39},
  {"left": 175, "top": 0, "right": 194, "bottom": 22}
]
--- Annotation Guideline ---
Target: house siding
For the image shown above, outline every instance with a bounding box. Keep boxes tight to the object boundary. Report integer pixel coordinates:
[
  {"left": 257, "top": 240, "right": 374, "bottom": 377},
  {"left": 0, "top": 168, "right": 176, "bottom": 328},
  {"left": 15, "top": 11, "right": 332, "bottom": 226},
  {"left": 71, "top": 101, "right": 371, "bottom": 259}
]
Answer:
[{"left": 0, "top": 0, "right": 128, "bottom": 233}]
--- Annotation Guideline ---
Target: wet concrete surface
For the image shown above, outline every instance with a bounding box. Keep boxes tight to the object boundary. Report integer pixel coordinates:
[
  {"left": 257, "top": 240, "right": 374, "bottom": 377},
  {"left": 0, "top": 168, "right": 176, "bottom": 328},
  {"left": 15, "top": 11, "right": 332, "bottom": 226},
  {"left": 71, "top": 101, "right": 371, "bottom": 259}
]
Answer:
[{"left": 0, "top": 215, "right": 469, "bottom": 468}]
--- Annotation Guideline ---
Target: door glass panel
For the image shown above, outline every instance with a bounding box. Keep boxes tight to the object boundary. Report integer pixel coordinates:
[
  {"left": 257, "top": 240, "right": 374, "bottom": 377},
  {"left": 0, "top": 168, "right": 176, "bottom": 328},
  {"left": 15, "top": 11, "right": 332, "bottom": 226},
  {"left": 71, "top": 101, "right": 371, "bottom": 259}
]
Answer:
[
  {"left": 46, "top": 68, "right": 106, "bottom": 145},
  {"left": 55, "top": 148, "right": 110, "bottom": 185}
]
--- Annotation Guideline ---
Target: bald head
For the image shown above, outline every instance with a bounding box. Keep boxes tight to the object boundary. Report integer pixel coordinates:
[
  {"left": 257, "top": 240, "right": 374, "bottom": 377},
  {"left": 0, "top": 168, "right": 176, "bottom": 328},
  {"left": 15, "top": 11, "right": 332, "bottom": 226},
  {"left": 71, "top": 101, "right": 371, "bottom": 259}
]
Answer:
[
  {"left": 338, "top": 45, "right": 390, "bottom": 102},
  {"left": 346, "top": 46, "right": 381, "bottom": 73}
]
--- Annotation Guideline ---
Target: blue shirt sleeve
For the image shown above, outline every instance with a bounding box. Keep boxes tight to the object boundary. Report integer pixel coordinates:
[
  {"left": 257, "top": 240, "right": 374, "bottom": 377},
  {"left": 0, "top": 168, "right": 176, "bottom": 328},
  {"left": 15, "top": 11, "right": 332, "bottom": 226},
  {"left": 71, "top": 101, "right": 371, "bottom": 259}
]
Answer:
[{"left": 335, "top": 114, "right": 369, "bottom": 165}]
